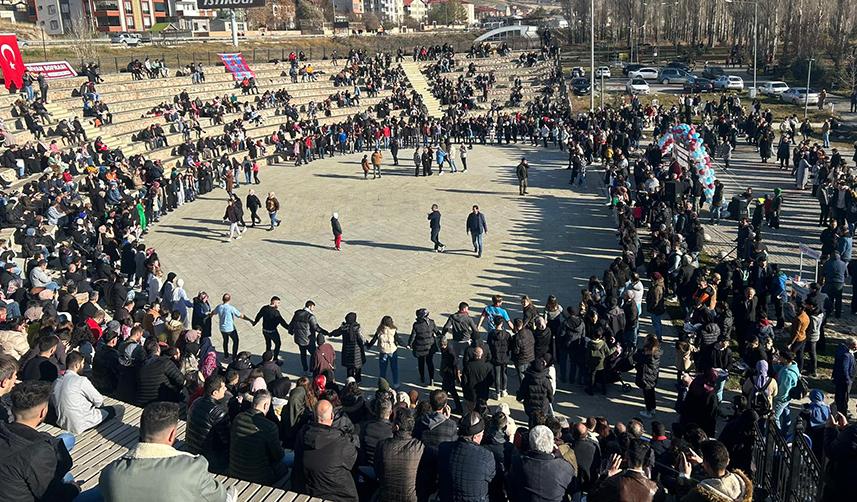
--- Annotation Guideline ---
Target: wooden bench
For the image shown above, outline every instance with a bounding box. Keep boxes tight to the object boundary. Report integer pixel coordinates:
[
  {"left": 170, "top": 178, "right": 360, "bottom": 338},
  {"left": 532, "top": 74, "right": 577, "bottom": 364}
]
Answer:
[{"left": 37, "top": 397, "right": 311, "bottom": 501}]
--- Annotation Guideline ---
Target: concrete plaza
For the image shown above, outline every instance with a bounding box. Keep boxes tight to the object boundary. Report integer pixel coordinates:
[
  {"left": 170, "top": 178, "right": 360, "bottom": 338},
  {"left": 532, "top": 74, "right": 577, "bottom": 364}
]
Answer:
[{"left": 144, "top": 144, "right": 680, "bottom": 425}]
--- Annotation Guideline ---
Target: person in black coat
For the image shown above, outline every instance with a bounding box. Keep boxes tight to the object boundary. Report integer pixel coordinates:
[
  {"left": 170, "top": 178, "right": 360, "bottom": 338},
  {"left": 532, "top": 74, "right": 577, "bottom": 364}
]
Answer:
[
  {"left": 481, "top": 411, "right": 514, "bottom": 502},
  {"left": 487, "top": 319, "right": 511, "bottom": 398},
  {"left": 822, "top": 417, "right": 857, "bottom": 502},
  {"left": 91, "top": 331, "right": 121, "bottom": 396},
  {"left": 517, "top": 358, "right": 553, "bottom": 420},
  {"left": 245, "top": 189, "right": 262, "bottom": 227},
  {"left": 437, "top": 412, "right": 496, "bottom": 502},
  {"left": 532, "top": 317, "right": 555, "bottom": 361},
  {"left": 408, "top": 308, "right": 440, "bottom": 385},
  {"left": 634, "top": 335, "right": 661, "bottom": 417},
  {"left": 357, "top": 397, "right": 394, "bottom": 473},
  {"left": 185, "top": 374, "right": 231, "bottom": 473},
  {"left": 134, "top": 339, "right": 185, "bottom": 407},
  {"left": 438, "top": 338, "right": 463, "bottom": 413},
  {"left": 462, "top": 347, "right": 494, "bottom": 413},
  {"left": 413, "top": 390, "right": 459, "bottom": 500},
  {"left": 329, "top": 312, "right": 365, "bottom": 382},
  {"left": 509, "top": 425, "right": 575, "bottom": 502}
]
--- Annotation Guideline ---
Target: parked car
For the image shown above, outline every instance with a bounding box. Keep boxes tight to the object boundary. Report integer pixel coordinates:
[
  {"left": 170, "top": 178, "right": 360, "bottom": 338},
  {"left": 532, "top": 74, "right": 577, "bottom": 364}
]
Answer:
[
  {"left": 683, "top": 75, "right": 714, "bottom": 93},
  {"left": 595, "top": 66, "right": 611, "bottom": 78},
  {"left": 111, "top": 33, "right": 141, "bottom": 46},
  {"left": 658, "top": 68, "right": 690, "bottom": 84},
  {"left": 571, "top": 66, "right": 586, "bottom": 78},
  {"left": 666, "top": 61, "right": 692, "bottom": 73},
  {"left": 780, "top": 87, "right": 820, "bottom": 105},
  {"left": 623, "top": 63, "right": 644, "bottom": 76},
  {"left": 570, "top": 77, "right": 591, "bottom": 95},
  {"left": 627, "top": 67, "right": 659, "bottom": 80},
  {"left": 702, "top": 65, "right": 725, "bottom": 79},
  {"left": 713, "top": 75, "right": 745, "bottom": 90},
  {"left": 757, "top": 81, "right": 790, "bottom": 96},
  {"left": 626, "top": 78, "right": 650, "bottom": 95}
]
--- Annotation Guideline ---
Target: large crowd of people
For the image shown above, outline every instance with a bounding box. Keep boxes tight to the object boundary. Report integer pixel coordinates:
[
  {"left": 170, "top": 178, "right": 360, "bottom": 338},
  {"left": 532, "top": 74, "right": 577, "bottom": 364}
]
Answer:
[{"left": 0, "top": 39, "right": 855, "bottom": 502}]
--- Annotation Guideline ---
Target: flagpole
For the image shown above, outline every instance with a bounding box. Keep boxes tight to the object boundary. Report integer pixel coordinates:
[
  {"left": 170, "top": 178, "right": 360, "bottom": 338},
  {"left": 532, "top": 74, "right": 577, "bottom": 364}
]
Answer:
[{"left": 230, "top": 9, "right": 238, "bottom": 47}]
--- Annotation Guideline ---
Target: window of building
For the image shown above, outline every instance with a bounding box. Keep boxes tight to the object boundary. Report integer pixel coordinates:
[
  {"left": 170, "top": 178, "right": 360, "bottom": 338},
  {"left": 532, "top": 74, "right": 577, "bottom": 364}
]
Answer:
[
  {"left": 141, "top": 2, "right": 149, "bottom": 12},
  {"left": 126, "top": 16, "right": 134, "bottom": 27},
  {"left": 143, "top": 17, "right": 151, "bottom": 27},
  {"left": 47, "top": 4, "right": 56, "bottom": 14},
  {"left": 50, "top": 20, "right": 59, "bottom": 30},
  {"left": 124, "top": 1, "right": 132, "bottom": 11},
  {"left": 60, "top": 4, "right": 69, "bottom": 13}
]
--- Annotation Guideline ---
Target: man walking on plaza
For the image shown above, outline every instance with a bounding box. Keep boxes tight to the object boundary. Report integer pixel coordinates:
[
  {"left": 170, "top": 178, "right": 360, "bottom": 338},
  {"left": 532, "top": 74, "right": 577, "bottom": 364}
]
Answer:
[
  {"left": 466, "top": 205, "right": 487, "bottom": 258},
  {"left": 210, "top": 293, "right": 253, "bottom": 362},
  {"left": 253, "top": 296, "right": 290, "bottom": 363},
  {"left": 516, "top": 158, "right": 529, "bottom": 196},
  {"left": 289, "top": 300, "right": 326, "bottom": 374},
  {"left": 265, "top": 192, "right": 281, "bottom": 231},
  {"left": 428, "top": 204, "right": 445, "bottom": 252},
  {"left": 246, "top": 189, "right": 262, "bottom": 228}
]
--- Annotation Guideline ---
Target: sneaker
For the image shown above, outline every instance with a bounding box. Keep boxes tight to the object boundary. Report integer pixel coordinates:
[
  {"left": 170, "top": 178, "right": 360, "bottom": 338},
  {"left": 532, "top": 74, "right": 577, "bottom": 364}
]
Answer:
[
  {"left": 236, "top": 235, "right": 242, "bottom": 240},
  {"left": 438, "top": 172, "right": 444, "bottom": 176},
  {"left": 439, "top": 246, "right": 446, "bottom": 252}
]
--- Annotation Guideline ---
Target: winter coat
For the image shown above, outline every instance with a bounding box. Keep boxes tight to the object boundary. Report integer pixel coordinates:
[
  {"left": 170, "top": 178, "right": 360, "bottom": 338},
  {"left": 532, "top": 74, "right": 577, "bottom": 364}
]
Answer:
[
  {"left": 292, "top": 422, "right": 358, "bottom": 502},
  {"left": 533, "top": 327, "right": 554, "bottom": 360},
  {"left": 646, "top": 282, "right": 666, "bottom": 315},
  {"left": 0, "top": 421, "right": 78, "bottom": 502},
  {"left": 331, "top": 320, "right": 364, "bottom": 369},
  {"left": 444, "top": 312, "right": 478, "bottom": 342},
  {"left": 823, "top": 424, "right": 857, "bottom": 502},
  {"left": 358, "top": 418, "right": 393, "bottom": 467},
  {"left": 516, "top": 364, "right": 553, "bottom": 416},
  {"left": 98, "top": 442, "right": 227, "bottom": 502},
  {"left": 833, "top": 343, "right": 856, "bottom": 385},
  {"left": 587, "top": 338, "right": 614, "bottom": 372},
  {"left": 289, "top": 308, "right": 320, "bottom": 347},
  {"left": 509, "top": 450, "right": 576, "bottom": 502},
  {"left": 680, "top": 469, "right": 753, "bottom": 502},
  {"left": 413, "top": 411, "right": 458, "bottom": 450},
  {"left": 512, "top": 328, "right": 536, "bottom": 366},
  {"left": 438, "top": 439, "right": 497, "bottom": 502},
  {"left": 409, "top": 317, "right": 439, "bottom": 357},
  {"left": 134, "top": 355, "right": 184, "bottom": 407},
  {"left": 462, "top": 358, "right": 494, "bottom": 403},
  {"left": 375, "top": 432, "right": 425, "bottom": 502},
  {"left": 487, "top": 329, "right": 511, "bottom": 365},
  {"left": 590, "top": 469, "right": 663, "bottom": 502},
  {"left": 185, "top": 395, "right": 231, "bottom": 473},
  {"left": 634, "top": 348, "right": 661, "bottom": 390},
  {"left": 229, "top": 409, "right": 285, "bottom": 485}
]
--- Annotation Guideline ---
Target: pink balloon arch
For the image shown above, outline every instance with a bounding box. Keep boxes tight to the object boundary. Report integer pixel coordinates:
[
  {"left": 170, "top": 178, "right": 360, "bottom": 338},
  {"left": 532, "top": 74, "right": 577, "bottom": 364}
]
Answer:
[{"left": 658, "top": 123, "right": 717, "bottom": 202}]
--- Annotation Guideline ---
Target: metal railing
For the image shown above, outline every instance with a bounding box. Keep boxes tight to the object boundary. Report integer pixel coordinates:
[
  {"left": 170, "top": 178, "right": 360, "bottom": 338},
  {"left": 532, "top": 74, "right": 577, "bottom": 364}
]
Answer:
[{"left": 752, "top": 418, "right": 824, "bottom": 502}]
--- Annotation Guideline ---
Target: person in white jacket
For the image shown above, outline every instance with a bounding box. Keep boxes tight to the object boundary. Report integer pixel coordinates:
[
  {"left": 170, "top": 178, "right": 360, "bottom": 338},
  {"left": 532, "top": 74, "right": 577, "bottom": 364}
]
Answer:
[{"left": 52, "top": 352, "right": 123, "bottom": 433}]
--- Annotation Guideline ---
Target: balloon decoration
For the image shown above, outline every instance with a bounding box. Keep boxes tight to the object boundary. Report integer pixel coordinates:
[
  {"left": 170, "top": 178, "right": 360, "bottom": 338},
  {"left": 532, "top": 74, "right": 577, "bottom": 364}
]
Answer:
[{"left": 658, "top": 123, "right": 717, "bottom": 202}]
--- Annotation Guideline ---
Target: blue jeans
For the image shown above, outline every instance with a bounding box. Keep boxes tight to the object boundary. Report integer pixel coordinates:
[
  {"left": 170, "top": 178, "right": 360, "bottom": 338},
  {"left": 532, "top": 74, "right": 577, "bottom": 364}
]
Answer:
[
  {"left": 471, "top": 233, "right": 484, "bottom": 255},
  {"left": 773, "top": 399, "right": 792, "bottom": 432},
  {"left": 823, "top": 131, "right": 830, "bottom": 147},
  {"left": 59, "top": 433, "right": 75, "bottom": 483},
  {"left": 269, "top": 211, "right": 280, "bottom": 229},
  {"left": 714, "top": 372, "right": 728, "bottom": 402},
  {"left": 379, "top": 352, "right": 399, "bottom": 387},
  {"left": 651, "top": 313, "right": 663, "bottom": 341}
]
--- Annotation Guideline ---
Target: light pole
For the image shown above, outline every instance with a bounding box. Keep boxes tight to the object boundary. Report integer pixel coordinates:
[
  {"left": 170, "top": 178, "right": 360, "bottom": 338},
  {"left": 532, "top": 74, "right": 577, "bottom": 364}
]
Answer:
[
  {"left": 805, "top": 58, "right": 815, "bottom": 119},
  {"left": 590, "top": 0, "right": 595, "bottom": 112}
]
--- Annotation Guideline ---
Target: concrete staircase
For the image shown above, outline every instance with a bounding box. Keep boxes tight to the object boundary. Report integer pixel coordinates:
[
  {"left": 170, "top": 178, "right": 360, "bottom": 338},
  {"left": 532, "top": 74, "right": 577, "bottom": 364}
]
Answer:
[
  {"left": 41, "top": 100, "right": 143, "bottom": 156},
  {"left": 400, "top": 61, "right": 444, "bottom": 119}
]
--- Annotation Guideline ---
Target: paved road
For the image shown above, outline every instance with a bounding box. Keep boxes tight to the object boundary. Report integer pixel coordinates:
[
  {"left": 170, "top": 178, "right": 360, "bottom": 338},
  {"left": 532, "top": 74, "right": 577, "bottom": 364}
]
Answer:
[{"left": 143, "top": 145, "right": 681, "bottom": 425}]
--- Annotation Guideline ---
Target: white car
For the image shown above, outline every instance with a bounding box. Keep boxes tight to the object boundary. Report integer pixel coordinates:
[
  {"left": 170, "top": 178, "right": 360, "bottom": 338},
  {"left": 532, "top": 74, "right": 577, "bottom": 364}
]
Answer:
[
  {"left": 595, "top": 66, "right": 611, "bottom": 78},
  {"left": 627, "top": 67, "right": 659, "bottom": 80},
  {"left": 780, "top": 87, "right": 820, "bottom": 105},
  {"left": 111, "top": 33, "right": 141, "bottom": 46},
  {"left": 626, "top": 78, "right": 650, "bottom": 95},
  {"left": 713, "top": 75, "right": 745, "bottom": 90},
  {"left": 758, "top": 81, "right": 789, "bottom": 96}
]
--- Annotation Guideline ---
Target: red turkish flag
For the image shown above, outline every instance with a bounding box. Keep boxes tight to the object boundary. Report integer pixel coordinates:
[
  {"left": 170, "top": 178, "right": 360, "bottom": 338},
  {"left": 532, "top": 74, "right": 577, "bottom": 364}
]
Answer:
[{"left": 0, "top": 34, "right": 25, "bottom": 91}]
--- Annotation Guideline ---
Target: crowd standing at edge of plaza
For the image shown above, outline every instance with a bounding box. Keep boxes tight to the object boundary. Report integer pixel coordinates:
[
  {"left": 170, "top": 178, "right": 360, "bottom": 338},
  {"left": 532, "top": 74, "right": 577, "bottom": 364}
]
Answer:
[{"left": 0, "top": 35, "right": 855, "bottom": 502}]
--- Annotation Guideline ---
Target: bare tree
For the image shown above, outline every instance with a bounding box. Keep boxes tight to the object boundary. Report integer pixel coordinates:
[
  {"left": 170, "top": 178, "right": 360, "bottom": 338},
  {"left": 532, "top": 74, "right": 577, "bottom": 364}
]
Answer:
[{"left": 67, "top": 18, "right": 97, "bottom": 63}]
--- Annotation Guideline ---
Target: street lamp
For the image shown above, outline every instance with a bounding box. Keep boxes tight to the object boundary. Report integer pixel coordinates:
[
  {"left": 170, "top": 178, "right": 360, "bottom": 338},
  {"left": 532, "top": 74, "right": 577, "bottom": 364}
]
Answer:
[
  {"left": 805, "top": 58, "right": 815, "bottom": 119},
  {"left": 725, "top": 0, "right": 757, "bottom": 95}
]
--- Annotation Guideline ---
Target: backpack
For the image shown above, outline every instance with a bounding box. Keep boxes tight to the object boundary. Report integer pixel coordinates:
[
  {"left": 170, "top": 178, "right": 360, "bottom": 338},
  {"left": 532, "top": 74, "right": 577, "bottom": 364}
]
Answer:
[
  {"left": 750, "top": 379, "right": 773, "bottom": 417},
  {"left": 119, "top": 341, "right": 140, "bottom": 367},
  {"left": 789, "top": 375, "right": 810, "bottom": 400}
]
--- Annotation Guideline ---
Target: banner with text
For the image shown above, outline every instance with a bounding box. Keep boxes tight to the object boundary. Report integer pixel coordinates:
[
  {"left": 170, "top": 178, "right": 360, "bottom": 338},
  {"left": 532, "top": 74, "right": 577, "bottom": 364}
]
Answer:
[
  {"left": 218, "top": 52, "right": 255, "bottom": 82},
  {"left": 199, "top": 0, "right": 265, "bottom": 8},
  {"left": 25, "top": 61, "right": 77, "bottom": 80}
]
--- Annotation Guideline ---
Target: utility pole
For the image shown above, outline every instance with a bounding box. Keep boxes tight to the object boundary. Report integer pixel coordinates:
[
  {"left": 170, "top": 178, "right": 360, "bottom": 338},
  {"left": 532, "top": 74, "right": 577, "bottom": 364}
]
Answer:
[
  {"left": 230, "top": 9, "right": 238, "bottom": 47},
  {"left": 805, "top": 58, "right": 815, "bottom": 119},
  {"left": 590, "top": 0, "right": 595, "bottom": 112}
]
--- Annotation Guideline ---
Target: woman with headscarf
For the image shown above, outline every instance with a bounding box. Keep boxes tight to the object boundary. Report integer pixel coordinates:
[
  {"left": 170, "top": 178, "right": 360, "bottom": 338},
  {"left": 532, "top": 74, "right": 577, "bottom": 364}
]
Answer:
[
  {"left": 330, "top": 312, "right": 365, "bottom": 382},
  {"left": 171, "top": 278, "right": 193, "bottom": 328},
  {"left": 192, "top": 291, "right": 212, "bottom": 338},
  {"left": 742, "top": 359, "right": 777, "bottom": 419},
  {"left": 680, "top": 368, "right": 719, "bottom": 436},
  {"left": 279, "top": 376, "right": 317, "bottom": 449},
  {"left": 160, "top": 272, "right": 177, "bottom": 312}
]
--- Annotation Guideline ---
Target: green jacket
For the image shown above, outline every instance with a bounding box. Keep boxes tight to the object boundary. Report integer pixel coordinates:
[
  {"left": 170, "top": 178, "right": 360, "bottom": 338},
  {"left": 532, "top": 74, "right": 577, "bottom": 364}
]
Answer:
[
  {"left": 229, "top": 408, "right": 285, "bottom": 484},
  {"left": 587, "top": 338, "right": 614, "bottom": 372},
  {"left": 99, "top": 442, "right": 227, "bottom": 502}
]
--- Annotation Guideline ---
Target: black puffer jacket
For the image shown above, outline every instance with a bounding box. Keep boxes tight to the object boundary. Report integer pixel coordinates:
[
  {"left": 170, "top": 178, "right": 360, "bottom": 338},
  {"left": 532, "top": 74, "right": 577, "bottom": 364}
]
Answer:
[
  {"left": 229, "top": 409, "right": 285, "bottom": 485},
  {"left": 634, "top": 348, "right": 661, "bottom": 390},
  {"left": 487, "top": 329, "right": 511, "bottom": 365},
  {"left": 185, "top": 396, "right": 231, "bottom": 473},
  {"left": 533, "top": 327, "right": 554, "bottom": 360},
  {"left": 134, "top": 355, "right": 184, "bottom": 407},
  {"left": 409, "top": 315, "right": 439, "bottom": 357},
  {"left": 560, "top": 313, "right": 587, "bottom": 355},
  {"left": 331, "top": 314, "right": 364, "bottom": 369},
  {"left": 516, "top": 361, "right": 552, "bottom": 416},
  {"left": 292, "top": 422, "right": 359, "bottom": 502},
  {"left": 358, "top": 418, "right": 393, "bottom": 467},
  {"left": 512, "top": 328, "right": 535, "bottom": 366},
  {"left": 375, "top": 432, "right": 425, "bottom": 502}
]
